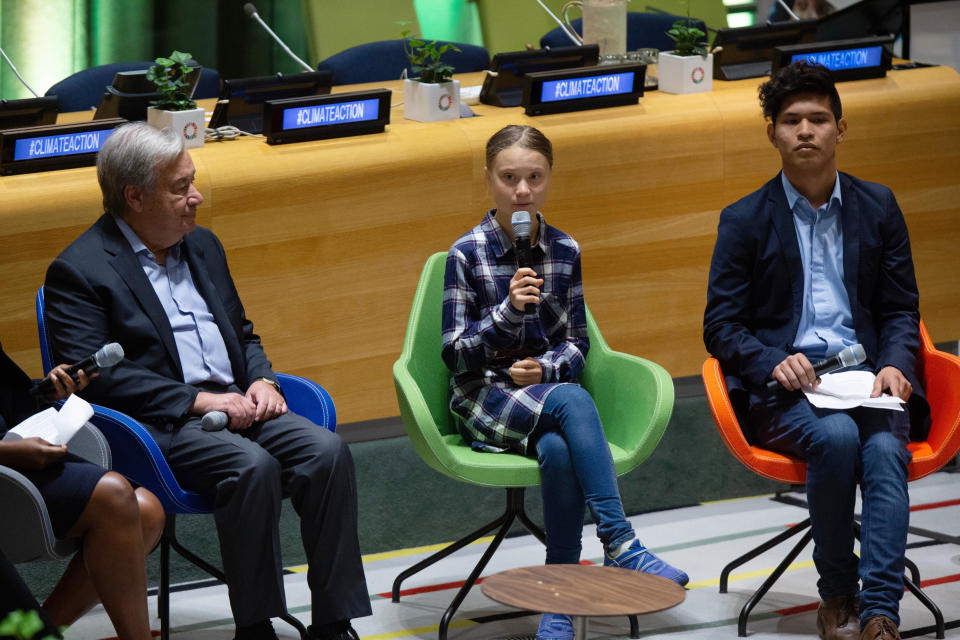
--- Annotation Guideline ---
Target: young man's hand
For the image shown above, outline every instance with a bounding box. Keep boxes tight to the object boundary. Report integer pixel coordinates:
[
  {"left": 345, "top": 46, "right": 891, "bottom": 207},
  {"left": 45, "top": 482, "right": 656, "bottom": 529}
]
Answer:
[{"left": 871, "top": 366, "right": 912, "bottom": 401}]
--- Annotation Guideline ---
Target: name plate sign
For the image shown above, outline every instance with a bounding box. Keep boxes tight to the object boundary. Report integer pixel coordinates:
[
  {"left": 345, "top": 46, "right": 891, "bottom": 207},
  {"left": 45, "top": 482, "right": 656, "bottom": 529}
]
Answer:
[
  {"left": 263, "top": 89, "right": 391, "bottom": 144},
  {"left": 522, "top": 63, "right": 645, "bottom": 116},
  {"left": 0, "top": 118, "right": 126, "bottom": 176},
  {"left": 774, "top": 36, "right": 894, "bottom": 82}
]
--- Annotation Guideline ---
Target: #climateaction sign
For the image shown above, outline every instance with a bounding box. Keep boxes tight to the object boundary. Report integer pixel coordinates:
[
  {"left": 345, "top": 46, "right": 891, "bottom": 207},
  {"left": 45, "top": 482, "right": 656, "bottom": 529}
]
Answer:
[
  {"left": 789, "top": 45, "right": 884, "bottom": 72},
  {"left": 14, "top": 129, "right": 114, "bottom": 161},
  {"left": 540, "top": 72, "right": 635, "bottom": 103},
  {"left": 282, "top": 98, "right": 381, "bottom": 130}
]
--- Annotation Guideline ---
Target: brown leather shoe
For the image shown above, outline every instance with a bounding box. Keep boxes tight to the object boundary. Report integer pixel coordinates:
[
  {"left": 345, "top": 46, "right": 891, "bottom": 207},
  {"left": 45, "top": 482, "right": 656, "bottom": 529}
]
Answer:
[
  {"left": 817, "top": 594, "right": 859, "bottom": 640},
  {"left": 860, "top": 615, "right": 901, "bottom": 640}
]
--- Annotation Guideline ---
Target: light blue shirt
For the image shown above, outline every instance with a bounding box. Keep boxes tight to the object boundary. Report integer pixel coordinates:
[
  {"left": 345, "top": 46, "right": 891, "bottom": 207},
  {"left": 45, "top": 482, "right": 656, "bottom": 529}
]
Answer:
[
  {"left": 782, "top": 172, "right": 858, "bottom": 360},
  {"left": 115, "top": 218, "right": 234, "bottom": 386}
]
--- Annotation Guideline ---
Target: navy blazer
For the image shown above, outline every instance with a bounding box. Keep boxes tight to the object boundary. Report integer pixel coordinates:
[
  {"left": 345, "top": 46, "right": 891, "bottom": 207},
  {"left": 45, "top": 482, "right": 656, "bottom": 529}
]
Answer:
[
  {"left": 703, "top": 172, "right": 928, "bottom": 439},
  {"left": 0, "top": 343, "right": 40, "bottom": 432},
  {"left": 43, "top": 214, "right": 277, "bottom": 443}
]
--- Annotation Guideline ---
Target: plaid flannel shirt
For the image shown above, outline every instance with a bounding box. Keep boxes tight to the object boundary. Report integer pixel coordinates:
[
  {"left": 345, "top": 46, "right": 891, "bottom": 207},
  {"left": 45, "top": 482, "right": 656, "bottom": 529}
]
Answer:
[{"left": 441, "top": 210, "right": 589, "bottom": 455}]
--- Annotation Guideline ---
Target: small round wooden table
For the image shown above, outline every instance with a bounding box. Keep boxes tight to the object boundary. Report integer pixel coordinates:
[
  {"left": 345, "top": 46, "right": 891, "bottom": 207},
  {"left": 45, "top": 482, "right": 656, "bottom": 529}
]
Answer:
[{"left": 481, "top": 564, "right": 685, "bottom": 638}]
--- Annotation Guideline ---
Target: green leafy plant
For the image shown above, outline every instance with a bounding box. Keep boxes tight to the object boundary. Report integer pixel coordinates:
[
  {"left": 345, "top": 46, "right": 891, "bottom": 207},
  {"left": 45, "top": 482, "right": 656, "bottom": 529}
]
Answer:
[
  {"left": 146, "top": 50, "right": 198, "bottom": 111},
  {"left": 0, "top": 610, "right": 59, "bottom": 640},
  {"left": 666, "top": 18, "right": 708, "bottom": 57},
  {"left": 401, "top": 30, "right": 460, "bottom": 84}
]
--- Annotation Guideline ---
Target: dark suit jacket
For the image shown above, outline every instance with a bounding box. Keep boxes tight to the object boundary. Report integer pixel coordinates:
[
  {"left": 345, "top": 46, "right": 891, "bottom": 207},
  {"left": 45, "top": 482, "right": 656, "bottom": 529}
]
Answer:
[
  {"left": 703, "top": 172, "right": 929, "bottom": 439},
  {"left": 43, "top": 214, "right": 277, "bottom": 446},
  {"left": 0, "top": 343, "right": 40, "bottom": 432}
]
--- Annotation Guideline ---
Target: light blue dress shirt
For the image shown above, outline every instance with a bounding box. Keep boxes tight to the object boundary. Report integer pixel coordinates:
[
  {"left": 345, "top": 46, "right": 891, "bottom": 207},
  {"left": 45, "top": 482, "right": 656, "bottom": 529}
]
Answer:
[
  {"left": 782, "top": 172, "right": 858, "bottom": 360},
  {"left": 115, "top": 218, "right": 234, "bottom": 385}
]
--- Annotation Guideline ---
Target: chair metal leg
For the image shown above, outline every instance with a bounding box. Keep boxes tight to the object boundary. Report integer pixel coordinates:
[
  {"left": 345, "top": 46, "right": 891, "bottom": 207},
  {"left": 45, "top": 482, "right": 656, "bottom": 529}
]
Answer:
[
  {"left": 391, "top": 505, "right": 513, "bottom": 602},
  {"left": 902, "top": 555, "right": 922, "bottom": 585},
  {"left": 737, "top": 529, "right": 814, "bottom": 637},
  {"left": 719, "top": 518, "right": 811, "bottom": 593},
  {"left": 438, "top": 506, "right": 518, "bottom": 640},
  {"left": 159, "top": 535, "right": 171, "bottom": 640},
  {"left": 279, "top": 612, "right": 309, "bottom": 640},
  {"left": 901, "top": 573, "right": 945, "bottom": 639}
]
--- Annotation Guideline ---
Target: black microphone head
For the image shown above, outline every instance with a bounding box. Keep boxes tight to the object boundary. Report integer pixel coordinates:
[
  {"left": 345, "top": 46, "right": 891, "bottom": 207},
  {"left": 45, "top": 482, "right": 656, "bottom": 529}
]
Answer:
[
  {"left": 93, "top": 342, "right": 124, "bottom": 368},
  {"left": 511, "top": 211, "right": 531, "bottom": 240},
  {"left": 838, "top": 343, "right": 866, "bottom": 368},
  {"left": 243, "top": 3, "right": 259, "bottom": 18}
]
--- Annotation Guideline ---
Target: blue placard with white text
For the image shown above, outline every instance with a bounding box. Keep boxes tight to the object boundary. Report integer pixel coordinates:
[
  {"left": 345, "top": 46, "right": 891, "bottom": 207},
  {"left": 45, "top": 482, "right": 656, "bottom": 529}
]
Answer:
[
  {"left": 540, "top": 72, "right": 635, "bottom": 103},
  {"left": 789, "top": 46, "right": 883, "bottom": 72},
  {"left": 13, "top": 129, "right": 114, "bottom": 161},
  {"left": 281, "top": 98, "right": 381, "bottom": 130}
]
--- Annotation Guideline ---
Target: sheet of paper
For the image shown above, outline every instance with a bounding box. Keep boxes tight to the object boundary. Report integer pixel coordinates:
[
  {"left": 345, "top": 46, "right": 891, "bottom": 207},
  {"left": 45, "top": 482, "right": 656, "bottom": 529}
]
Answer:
[
  {"left": 803, "top": 370, "right": 905, "bottom": 411},
  {"left": 6, "top": 394, "right": 94, "bottom": 445},
  {"left": 7, "top": 407, "right": 61, "bottom": 443},
  {"left": 55, "top": 394, "right": 95, "bottom": 444}
]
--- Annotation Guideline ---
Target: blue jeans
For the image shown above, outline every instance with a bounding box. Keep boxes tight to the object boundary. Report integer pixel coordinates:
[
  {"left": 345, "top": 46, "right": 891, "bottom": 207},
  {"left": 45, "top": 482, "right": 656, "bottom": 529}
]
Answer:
[
  {"left": 750, "top": 393, "right": 911, "bottom": 625},
  {"left": 533, "top": 384, "right": 635, "bottom": 565}
]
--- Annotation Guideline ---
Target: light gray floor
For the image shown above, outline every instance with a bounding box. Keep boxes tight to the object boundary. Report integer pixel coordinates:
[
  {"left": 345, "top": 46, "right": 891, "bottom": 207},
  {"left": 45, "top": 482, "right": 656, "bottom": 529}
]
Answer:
[{"left": 64, "top": 471, "right": 960, "bottom": 640}]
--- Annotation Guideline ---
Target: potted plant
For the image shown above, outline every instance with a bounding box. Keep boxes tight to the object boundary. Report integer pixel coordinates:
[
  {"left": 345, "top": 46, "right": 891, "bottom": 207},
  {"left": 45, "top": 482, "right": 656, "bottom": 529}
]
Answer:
[
  {"left": 658, "top": 17, "right": 713, "bottom": 94},
  {"left": 401, "top": 31, "right": 461, "bottom": 122},
  {"left": 145, "top": 50, "right": 205, "bottom": 148}
]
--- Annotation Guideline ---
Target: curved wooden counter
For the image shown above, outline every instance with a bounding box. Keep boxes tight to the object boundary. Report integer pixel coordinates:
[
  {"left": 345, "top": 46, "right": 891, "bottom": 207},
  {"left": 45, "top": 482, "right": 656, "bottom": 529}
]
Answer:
[{"left": 1, "top": 66, "right": 957, "bottom": 425}]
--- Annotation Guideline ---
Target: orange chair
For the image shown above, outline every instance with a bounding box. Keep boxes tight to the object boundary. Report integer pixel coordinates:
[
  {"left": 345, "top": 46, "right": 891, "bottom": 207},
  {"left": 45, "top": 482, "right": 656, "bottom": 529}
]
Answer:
[{"left": 703, "top": 320, "right": 960, "bottom": 638}]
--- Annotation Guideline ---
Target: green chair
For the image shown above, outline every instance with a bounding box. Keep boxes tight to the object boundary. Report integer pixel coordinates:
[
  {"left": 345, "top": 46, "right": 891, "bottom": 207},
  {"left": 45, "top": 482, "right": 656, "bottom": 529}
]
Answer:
[{"left": 391, "top": 252, "right": 675, "bottom": 640}]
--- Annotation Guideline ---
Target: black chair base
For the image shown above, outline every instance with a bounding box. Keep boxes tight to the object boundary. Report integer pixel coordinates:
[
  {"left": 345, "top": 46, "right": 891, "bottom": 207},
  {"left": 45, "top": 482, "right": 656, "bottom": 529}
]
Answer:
[
  {"left": 157, "top": 515, "right": 308, "bottom": 640},
  {"left": 391, "top": 487, "right": 642, "bottom": 640},
  {"left": 718, "top": 511, "right": 946, "bottom": 638}
]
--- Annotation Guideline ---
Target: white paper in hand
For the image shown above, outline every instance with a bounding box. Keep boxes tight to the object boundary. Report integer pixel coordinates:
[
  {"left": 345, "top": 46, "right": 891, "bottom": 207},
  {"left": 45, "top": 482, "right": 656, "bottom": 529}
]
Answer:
[
  {"left": 803, "top": 370, "right": 905, "bottom": 411},
  {"left": 7, "top": 394, "right": 95, "bottom": 445}
]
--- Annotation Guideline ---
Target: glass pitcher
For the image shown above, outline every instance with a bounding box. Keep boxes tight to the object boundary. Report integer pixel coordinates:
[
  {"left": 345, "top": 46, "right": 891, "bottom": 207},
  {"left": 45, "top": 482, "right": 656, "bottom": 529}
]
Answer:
[{"left": 561, "top": 0, "right": 628, "bottom": 58}]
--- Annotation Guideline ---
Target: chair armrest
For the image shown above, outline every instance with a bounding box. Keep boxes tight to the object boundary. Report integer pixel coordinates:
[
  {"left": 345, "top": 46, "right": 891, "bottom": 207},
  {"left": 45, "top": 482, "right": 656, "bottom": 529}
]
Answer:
[
  {"left": 393, "top": 358, "right": 462, "bottom": 478},
  {"left": 87, "top": 404, "right": 212, "bottom": 514},
  {"left": 581, "top": 348, "right": 674, "bottom": 463},
  {"left": 66, "top": 422, "right": 111, "bottom": 468},
  {"left": 275, "top": 373, "right": 336, "bottom": 432},
  {"left": 0, "top": 465, "right": 77, "bottom": 561},
  {"left": 917, "top": 347, "right": 960, "bottom": 462}
]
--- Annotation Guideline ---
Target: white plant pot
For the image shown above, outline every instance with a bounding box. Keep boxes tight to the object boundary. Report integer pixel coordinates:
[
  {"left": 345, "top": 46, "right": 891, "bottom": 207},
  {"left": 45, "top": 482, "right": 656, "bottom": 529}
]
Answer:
[
  {"left": 146, "top": 106, "right": 205, "bottom": 148},
  {"left": 403, "top": 78, "right": 460, "bottom": 122},
  {"left": 657, "top": 52, "right": 713, "bottom": 95}
]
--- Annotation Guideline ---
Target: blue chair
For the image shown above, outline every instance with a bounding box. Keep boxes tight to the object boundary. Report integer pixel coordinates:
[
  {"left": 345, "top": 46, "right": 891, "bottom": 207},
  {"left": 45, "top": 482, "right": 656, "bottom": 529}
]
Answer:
[
  {"left": 316, "top": 39, "right": 490, "bottom": 85},
  {"left": 44, "top": 61, "right": 221, "bottom": 113},
  {"left": 540, "top": 11, "right": 706, "bottom": 53},
  {"left": 36, "top": 286, "right": 334, "bottom": 640}
]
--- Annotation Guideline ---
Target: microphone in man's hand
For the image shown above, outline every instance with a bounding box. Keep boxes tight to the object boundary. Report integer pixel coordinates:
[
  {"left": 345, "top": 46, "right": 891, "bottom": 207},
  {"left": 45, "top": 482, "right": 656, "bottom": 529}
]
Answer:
[
  {"left": 765, "top": 343, "right": 867, "bottom": 393},
  {"left": 201, "top": 411, "right": 229, "bottom": 431},
  {"left": 511, "top": 210, "right": 536, "bottom": 314},
  {"left": 34, "top": 343, "right": 124, "bottom": 398}
]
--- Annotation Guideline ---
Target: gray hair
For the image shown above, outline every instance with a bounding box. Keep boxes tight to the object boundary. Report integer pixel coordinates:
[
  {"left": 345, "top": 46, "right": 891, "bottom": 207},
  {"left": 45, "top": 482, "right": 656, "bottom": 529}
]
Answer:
[{"left": 97, "top": 122, "right": 184, "bottom": 217}]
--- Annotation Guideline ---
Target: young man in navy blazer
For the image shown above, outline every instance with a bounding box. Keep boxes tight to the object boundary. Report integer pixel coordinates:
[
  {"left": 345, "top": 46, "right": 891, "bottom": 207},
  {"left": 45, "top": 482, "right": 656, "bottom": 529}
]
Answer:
[
  {"left": 704, "top": 62, "right": 924, "bottom": 640},
  {"left": 43, "top": 122, "right": 370, "bottom": 640}
]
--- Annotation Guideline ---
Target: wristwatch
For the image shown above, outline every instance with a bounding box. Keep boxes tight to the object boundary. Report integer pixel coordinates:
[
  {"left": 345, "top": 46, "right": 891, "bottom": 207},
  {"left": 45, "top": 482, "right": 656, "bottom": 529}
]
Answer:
[{"left": 258, "top": 377, "right": 279, "bottom": 390}]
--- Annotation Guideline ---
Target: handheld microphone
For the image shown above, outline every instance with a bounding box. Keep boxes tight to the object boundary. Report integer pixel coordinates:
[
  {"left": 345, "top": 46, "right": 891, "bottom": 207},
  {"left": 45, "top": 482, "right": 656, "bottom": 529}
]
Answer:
[
  {"left": 765, "top": 343, "right": 867, "bottom": 393},
  {"left": 511, "top": 211, "right": 537, "bottom": 314},
  {"left": 34, "top": 343, "right": 124, "bottom": 398},
  {"left": 243, "top": 3, "right": 314, "bottom": 73},
  {"left": 201, "top": 411, "right": 229, "bottom": 431}
]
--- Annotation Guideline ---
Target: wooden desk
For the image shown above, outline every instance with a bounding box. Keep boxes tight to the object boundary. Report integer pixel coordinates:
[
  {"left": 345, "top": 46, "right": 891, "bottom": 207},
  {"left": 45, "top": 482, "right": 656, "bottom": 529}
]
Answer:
[
  {"left": 1, "top": 67, "right": 958, "bottom": 425},
  {"left": 482, "top": 564, "right": 686, "bottom": 638}
]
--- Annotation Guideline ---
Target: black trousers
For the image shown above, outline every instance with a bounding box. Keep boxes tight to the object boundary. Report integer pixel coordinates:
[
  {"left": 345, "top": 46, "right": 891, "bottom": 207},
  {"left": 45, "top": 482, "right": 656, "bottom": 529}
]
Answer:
[{"left": 164, "top": 408, "right": 371, "bottom": 626}]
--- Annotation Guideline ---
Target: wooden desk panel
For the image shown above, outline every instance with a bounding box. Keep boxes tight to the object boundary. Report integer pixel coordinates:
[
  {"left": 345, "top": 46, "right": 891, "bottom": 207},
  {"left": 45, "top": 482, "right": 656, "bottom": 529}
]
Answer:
[{"left": 2, "top": 67, "right": 957, "bottom": 425}]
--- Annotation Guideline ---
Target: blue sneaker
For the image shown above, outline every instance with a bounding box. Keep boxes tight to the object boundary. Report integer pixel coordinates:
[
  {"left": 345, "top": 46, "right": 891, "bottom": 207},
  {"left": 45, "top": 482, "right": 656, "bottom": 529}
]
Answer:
[
  {"left": 535, "top": 613, "right": 573, "bottom": 640},
  {"left": 605, "top": 539, "right": 689, "bottom": 586}
]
